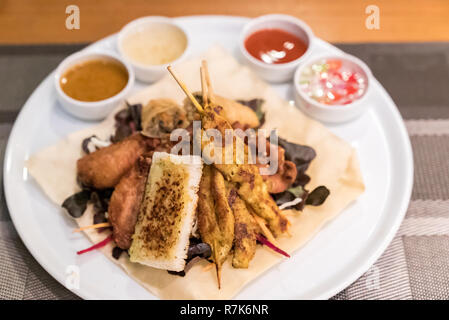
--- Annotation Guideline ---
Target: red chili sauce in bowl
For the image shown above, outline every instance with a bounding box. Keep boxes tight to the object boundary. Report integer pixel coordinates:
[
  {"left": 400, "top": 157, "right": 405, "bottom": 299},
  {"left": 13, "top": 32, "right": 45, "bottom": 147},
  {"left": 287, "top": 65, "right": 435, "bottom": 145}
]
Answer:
[{"left": 244, "top": 29, "right": 308, "bottom": 64}]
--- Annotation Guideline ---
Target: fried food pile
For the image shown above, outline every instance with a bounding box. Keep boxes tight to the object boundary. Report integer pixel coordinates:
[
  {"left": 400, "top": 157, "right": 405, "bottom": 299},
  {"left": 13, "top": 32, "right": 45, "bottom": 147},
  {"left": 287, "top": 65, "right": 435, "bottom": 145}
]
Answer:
[{"left": 68, "top": 61, "right": 329, "bottom": 289}]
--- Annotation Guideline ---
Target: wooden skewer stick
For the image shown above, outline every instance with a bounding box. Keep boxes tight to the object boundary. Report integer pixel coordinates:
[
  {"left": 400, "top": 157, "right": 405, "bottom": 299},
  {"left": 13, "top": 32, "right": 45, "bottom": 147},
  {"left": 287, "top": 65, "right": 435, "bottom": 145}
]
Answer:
[
  {"left": 216, "top": 264, "right": 222, "bottom": 289},
  {"left": 200, "top": 65, "right": 209, "bottom": 108},
  {"left": 213, "top": 239, "right": 222, "bottom": 289},
  {"left": 73, "top": 222, "right": 111, "bottom": 233},
  {"left": 201, "top": 60, "right": 215, "bottom": 104},
  {"left": 252, "top": 214, "right": 279, "bottom": 246},
  {"left": 202, "top": 262, "right": 214, "bottom": 272},
  {"left": 167, "top": 65, "right": 204, "bottom": 113}
]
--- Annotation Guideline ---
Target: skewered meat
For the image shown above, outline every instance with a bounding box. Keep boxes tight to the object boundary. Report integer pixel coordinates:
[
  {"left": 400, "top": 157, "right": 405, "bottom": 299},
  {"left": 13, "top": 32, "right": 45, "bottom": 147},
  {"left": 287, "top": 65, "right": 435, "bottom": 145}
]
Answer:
[
  {"left": 200, "top": 105, "right": 289, "bottom": 236},
  {"left": 226, "top": 186, "right": 258, "bottom": 268},
  {"left": 197, "top": 166, "right": 235, "bottom": 287},
  {"left": 184, "top": 93, "right": 260, "bottom": 129},
  {"left": 258, "top": 138, "right": 297, "bottom": 194}
]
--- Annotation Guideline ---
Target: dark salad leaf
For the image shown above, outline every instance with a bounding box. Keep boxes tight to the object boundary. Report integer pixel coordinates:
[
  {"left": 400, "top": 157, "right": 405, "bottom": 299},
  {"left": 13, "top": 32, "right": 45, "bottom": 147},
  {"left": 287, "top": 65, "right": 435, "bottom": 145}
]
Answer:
[
  {"left": 111, "top": 102, "right": 142, "bottom": 142},
  {"left": 278, "top": 137, "right": 316, "bottom": 186},
  {"left": 112, "top": 246, "right": 125, "bottom": 260},
  {"left": 90, "top": 189, "right": 113, "bottom": 228},
  {"left": 305, "top": 186, "right": 330, "bottom": 206},
  {"left": 90, "top": 189, "right": 113, "bottom": 213},
  {"left": 128, "top": 102, "right": 142, "bottom": 131},
  {"left": 62, "top": 187, "right": 113, "bottom": 220},
  {"left": 81, "top": 135, "right": 112, "bottom": 155},
  {"left": 90, "top": 191, "right": 106, "bottom": 214},
  {"left": 167, "top": 238, "right": 212, "bottom": 277},
  {"left": 238, "top": 99, "right": 266, "bottom": 127},
  {"left": 167, "top": 270, "right": 186, "bottom": 277},
  {"left": 111, "top": 124, "right": 133, "bottom": 143},
  {"left": 187, "top": 242, "right": 212, "bottom": 260},
  {"left": 272, "top": 186, "right": 309, "bottom": 211},
  {"left": 272, "top": 137, "right": 329, "bottom": 210},
  {"left": 287, "top": 185, "right": 307, "bottom": 198},
  {"left": 93, "top": 211, "right": 108, "bottom": 227},
  {"left": 81, "top": 135, "right": 96, "bottom": 154},
  {"left": 62, "top": 190, "right": 91, "bottom": 218}
]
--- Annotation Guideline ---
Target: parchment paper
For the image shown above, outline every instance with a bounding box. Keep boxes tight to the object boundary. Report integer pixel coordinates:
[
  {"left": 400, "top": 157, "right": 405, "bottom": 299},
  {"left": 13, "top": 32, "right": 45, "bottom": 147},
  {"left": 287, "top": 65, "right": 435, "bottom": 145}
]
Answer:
[{"left": 26, "top": 46, "right": 365, "bottom": 299}]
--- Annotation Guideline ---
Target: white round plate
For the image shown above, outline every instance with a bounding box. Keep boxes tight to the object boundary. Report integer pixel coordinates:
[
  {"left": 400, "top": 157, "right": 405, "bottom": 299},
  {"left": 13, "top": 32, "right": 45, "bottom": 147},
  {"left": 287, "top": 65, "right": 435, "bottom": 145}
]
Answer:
[{"left": 3, "top": 16, "right": 413, "bottom": 300}]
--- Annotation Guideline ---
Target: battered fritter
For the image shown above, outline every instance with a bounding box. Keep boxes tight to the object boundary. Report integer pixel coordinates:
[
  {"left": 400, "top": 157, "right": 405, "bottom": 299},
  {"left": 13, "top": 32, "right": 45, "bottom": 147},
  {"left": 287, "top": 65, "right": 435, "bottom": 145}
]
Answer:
[
  {"left": 77, "top": 133, "right": 159, "bottom": 189},
  {"left": 108, "top": 155, "right": 152, "bottom": 249}
]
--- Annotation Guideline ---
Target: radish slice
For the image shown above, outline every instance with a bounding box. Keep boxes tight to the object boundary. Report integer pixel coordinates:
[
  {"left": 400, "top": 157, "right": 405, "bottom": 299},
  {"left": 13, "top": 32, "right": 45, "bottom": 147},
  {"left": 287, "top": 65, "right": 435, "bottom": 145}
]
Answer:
[
  {"left": 73, "top": 222, "right": 111, "bottom": 233},
  {"left": 77, "top": 236, "right": 112, "bottom": 255},
  {"left": 256, "top": 234, "right": 290, "bottom": 258}
]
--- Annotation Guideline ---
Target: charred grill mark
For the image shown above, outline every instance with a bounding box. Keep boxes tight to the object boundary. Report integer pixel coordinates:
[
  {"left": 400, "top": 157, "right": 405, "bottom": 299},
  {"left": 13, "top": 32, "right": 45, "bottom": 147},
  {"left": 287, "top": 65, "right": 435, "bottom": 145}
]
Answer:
[
  {"left": 213, "top": 106, "right": 223, "bottom": 114},
  {"left": 238, "top": 168, "right": 255, "bottom": 189},
  {"left": 234, "top": 223, "right": 250, "bottom": 251},
  {"left": 227, "top": 188, "right": 238, "bottom": 208}
]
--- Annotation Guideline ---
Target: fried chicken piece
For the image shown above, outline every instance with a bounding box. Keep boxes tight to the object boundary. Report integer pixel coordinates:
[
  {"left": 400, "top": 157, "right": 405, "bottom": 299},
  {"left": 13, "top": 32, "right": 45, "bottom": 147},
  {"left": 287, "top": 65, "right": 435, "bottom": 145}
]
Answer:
[
  {"left": 108, "top": 155, "right": 152, "bottom": 250},
  {"left": 226, "top": 186, "right": 258, "bottom": 268},
  {"left": 77, "top": 133, "right": 159, "bottom": 189},
  {"left": 257, "top": 139, "right": 297, "bottom": 194},
  {"left": 197, "top": 166, "right": 234, "bottom": 288},
  {"left": 200, "top": 105, "right": 288, "bottom": 236},
  {"left": 213, "top": 95, "right": 260, "bottom": 129},
  {"left": 262, "top": 160, "right": 297, "bottom": 194}
]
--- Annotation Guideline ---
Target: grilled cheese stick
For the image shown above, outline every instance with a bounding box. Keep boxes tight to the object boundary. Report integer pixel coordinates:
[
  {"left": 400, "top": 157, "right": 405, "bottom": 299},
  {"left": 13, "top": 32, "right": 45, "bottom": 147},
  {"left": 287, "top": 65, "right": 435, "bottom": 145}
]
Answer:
[{"left": 129, "top": 152, "right": 202, "bottom": 272}]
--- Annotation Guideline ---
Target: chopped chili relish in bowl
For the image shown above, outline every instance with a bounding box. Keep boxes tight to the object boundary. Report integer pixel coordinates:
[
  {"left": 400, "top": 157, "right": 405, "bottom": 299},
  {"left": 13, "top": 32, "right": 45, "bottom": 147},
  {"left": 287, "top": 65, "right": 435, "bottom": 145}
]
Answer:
[{"left": 299, "top": 58, "right": 368, "bottom": 106}]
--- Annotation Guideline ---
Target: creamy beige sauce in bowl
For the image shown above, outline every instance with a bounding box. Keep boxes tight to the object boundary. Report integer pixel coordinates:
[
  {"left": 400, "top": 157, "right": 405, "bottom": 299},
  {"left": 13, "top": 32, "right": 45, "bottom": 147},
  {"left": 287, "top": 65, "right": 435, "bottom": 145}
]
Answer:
[{"left": 121, "top": 23, "right": 188, "bottom": 66}]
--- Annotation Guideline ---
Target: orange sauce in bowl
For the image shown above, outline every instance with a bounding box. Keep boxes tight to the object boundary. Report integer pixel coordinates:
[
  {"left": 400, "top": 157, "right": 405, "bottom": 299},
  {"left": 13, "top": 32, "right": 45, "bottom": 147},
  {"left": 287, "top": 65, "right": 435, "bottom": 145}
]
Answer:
[
  {"left": 60, "top": 59, "right": 129, "bottom": 102},
  {"left": 244, "top": 28, "right": 308, "bottom": 64}
]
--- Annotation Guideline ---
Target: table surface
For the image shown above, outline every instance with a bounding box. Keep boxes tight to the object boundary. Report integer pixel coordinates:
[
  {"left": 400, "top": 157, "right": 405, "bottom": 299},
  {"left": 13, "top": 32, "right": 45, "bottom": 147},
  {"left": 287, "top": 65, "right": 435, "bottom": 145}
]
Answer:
[
  {"left": 1, "top": 42, "right": 449, "bottom": 300},
  {"left": 1, "top": 0, "right": 449, "bottom": 44}
]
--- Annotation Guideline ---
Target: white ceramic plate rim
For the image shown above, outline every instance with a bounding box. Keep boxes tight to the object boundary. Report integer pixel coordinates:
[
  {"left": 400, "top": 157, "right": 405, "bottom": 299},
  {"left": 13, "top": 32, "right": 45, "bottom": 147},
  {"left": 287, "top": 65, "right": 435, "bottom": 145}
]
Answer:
[{"left": 3, "top": 15, "right": 413, "bottom": 300}]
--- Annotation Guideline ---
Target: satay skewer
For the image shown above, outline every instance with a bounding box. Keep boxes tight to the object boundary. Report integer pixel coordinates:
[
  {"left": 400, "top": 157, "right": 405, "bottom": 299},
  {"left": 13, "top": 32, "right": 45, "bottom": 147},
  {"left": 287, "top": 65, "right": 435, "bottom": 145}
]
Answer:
[
  {"left": 213, "top": 239, "right": 221, "bottom": 289},
  {"left": 200, "top": 65, "right": 209, "bottom": 108},
  {"left": 201, "top": 60, "right": 215, "bottom": 104},
  {"left": 167, "top": 66, "right": 204, "bottom": 113},
  {"left": 168, "top": 63, "right": 288, "bottom": 236},
  {"left": 73, "top": 222, "right": 111, "bottom": 233}
]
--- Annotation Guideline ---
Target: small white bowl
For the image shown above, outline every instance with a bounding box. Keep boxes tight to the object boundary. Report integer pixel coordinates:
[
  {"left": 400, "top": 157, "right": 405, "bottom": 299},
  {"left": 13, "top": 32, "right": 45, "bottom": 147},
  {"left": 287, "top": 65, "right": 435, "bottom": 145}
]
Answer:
[
  {"left": 117, "top": 16, "right": 189, "bottom": 83},
  {"left": 239, "top": 14, "right": 314, "bottom": 83},
  {"left": 293, "top": 54, "right": 372, "bottom": 123},
  {"left": 54, "top": 51, "right": 134, "bottom": 121}
]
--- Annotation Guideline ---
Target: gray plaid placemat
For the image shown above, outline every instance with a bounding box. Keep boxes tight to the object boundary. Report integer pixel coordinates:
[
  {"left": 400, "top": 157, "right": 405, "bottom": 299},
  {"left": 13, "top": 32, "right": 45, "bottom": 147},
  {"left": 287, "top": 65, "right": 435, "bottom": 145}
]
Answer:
[{"left": 1, "top": 43, "right": 448, "bottom": 300}]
